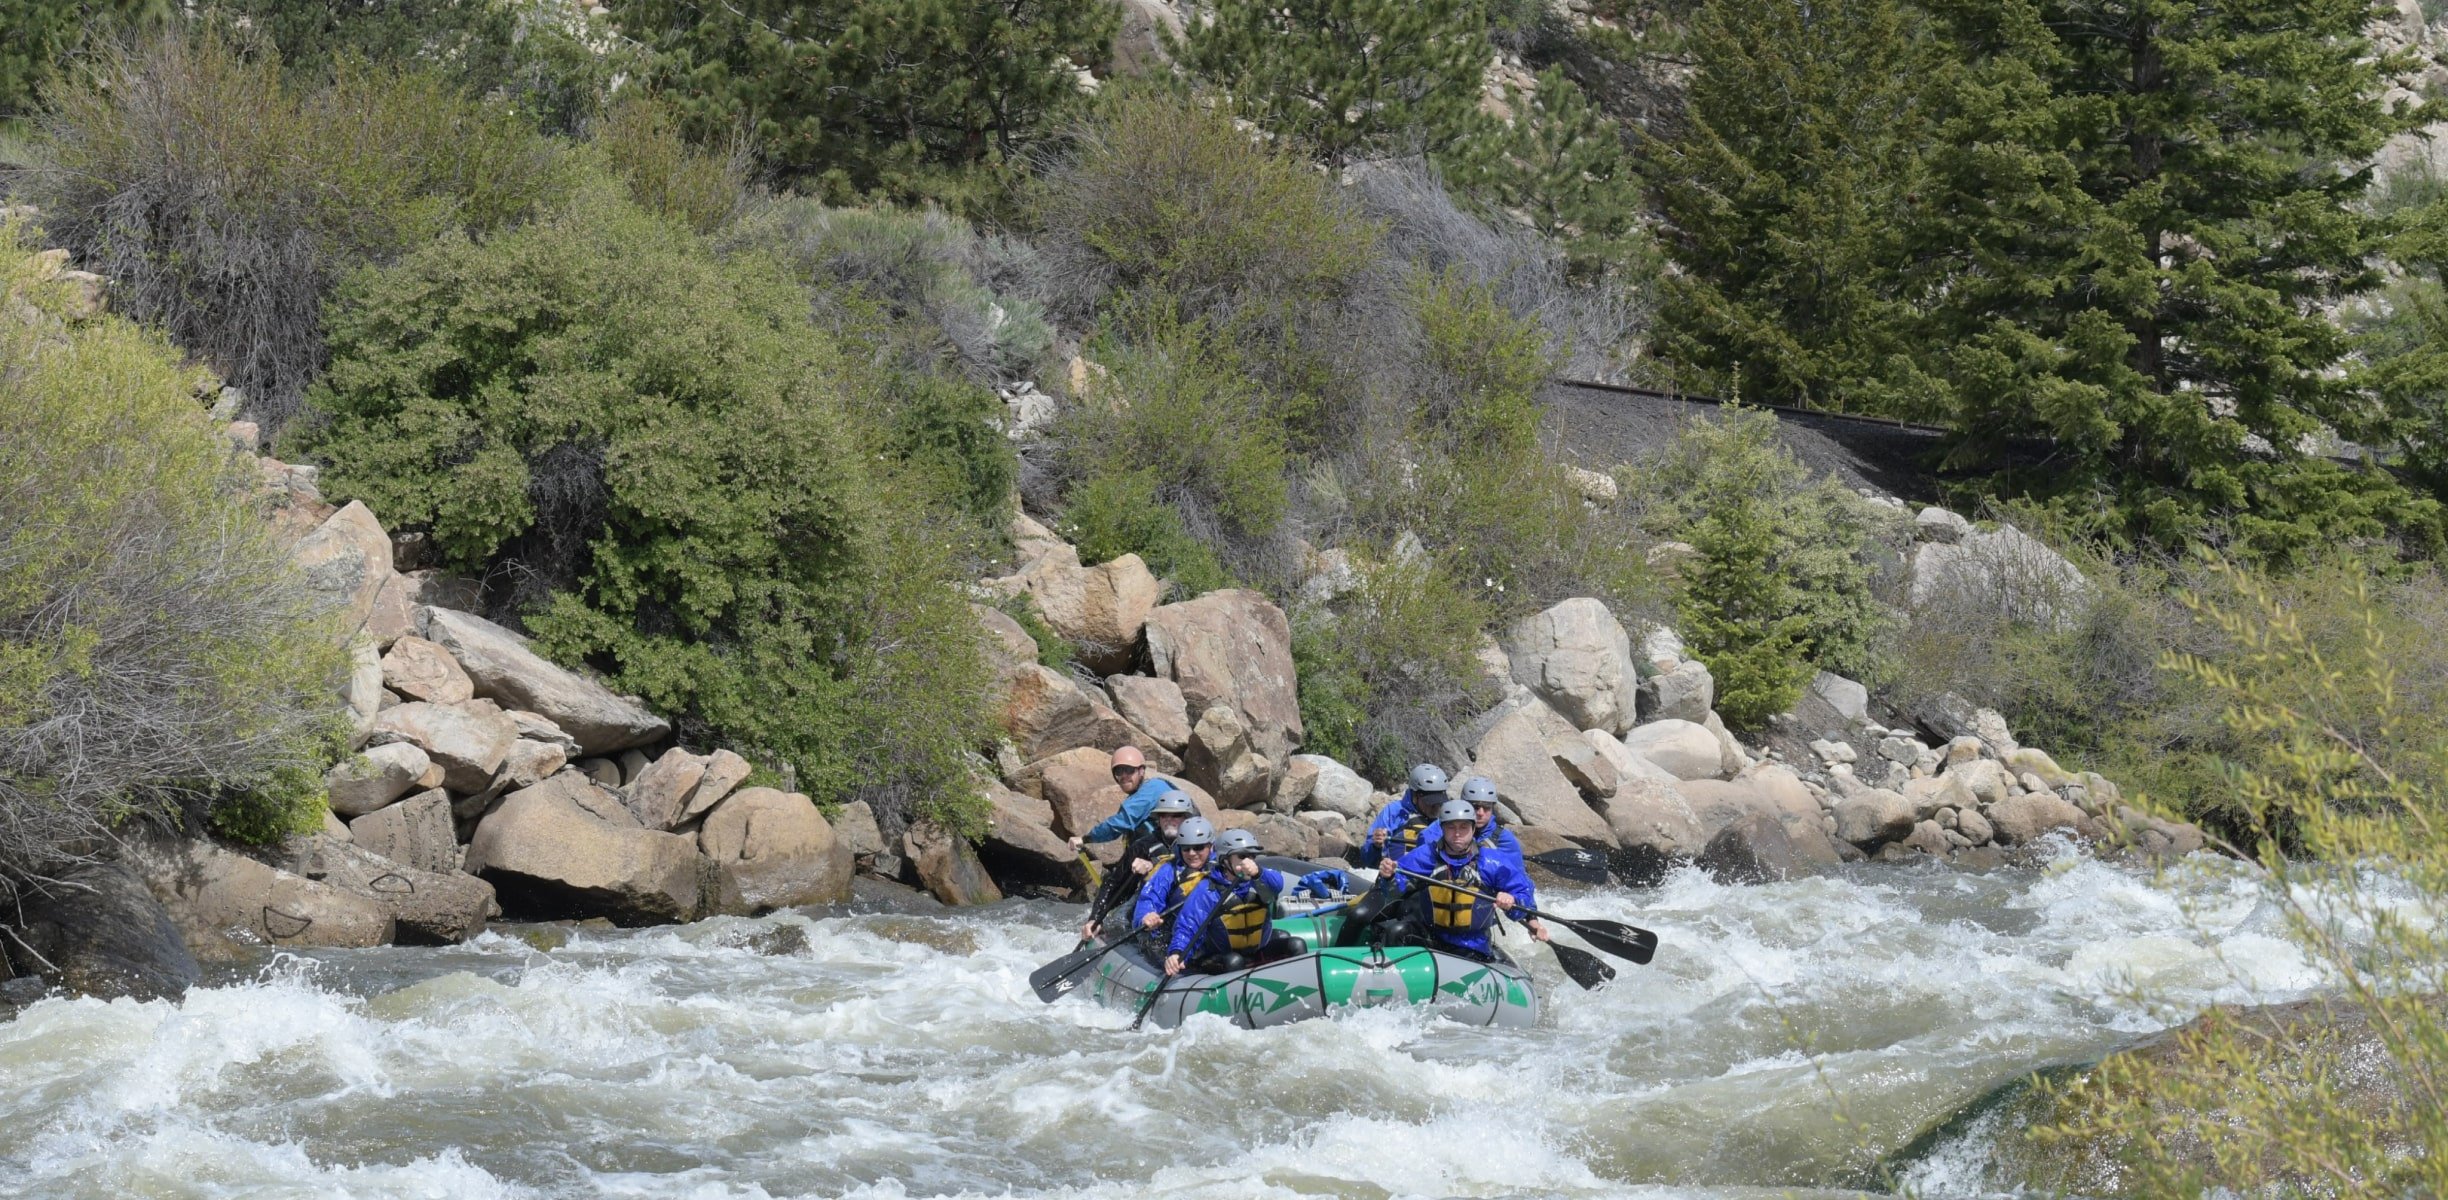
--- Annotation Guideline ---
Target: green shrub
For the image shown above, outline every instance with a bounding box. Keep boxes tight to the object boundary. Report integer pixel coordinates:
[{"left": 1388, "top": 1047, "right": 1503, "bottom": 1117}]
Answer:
[
  {"left": 1059, "top": 469, "right": 1232, "bottom": 596},
  {"left": 0, "top": 224, "right": 346, "bottom": 888},
  {"left": 1676, "top": 466, "right": 1816, "bottom": 727},
  {"left": 300, "top": 178, "right": 992, "bottom": 830},
  {"left": 1303, "top": 555, "right": 1495, "bottom": 780},
  {"left": 24, "top": 30, "right": 562, "bottom": 430},
  {"left": 879, "top": 374, "right": 1019, "bottom": 532},
  {"left": 1000, "top": 596, "right": 1074, "bottom": 671},
  {"left": 592, "top": 96, "right": 747, "bottom": 235},
  {"left": 1290, "top": 618, "right": 1368, "bottom": 768},
  {"left": 0, "top": 1, "right": 167, "bottom": 117},
  {"left": 1033, "top": 90, "right": 1383, "bottom": 320},
  {"left": 615, "top": 0, "right": 1116, "bottom": 206},
  {"left": 1178, "top": 0, "right": 1487, "bottom": 170}
]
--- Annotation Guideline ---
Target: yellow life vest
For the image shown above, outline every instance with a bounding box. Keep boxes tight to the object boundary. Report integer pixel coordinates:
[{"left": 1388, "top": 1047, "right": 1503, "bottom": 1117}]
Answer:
[
  {"left": 1389, "top": 797, "right": 1440, "bottom": 856},
  {"left": 1424, "top": 860, "right": 1487, "bottom": 933},
  {"left": 1210, "top": 874, "right": 1280, "bottom": 953},
  {"left": 1168, "top": 863, "right": 1204, "bottom": 907}
]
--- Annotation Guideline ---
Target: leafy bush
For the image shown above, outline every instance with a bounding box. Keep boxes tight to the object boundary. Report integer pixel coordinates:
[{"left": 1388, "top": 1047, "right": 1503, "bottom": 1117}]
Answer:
[
  {"left": 1675, "top": 460, "right": 1816, "bottom": 726},
  {"left": 1624, "top": 410, "right": 1902, "bottom": 691},
  {"left": 0, "top": 225, "right": 346, "bottom": 892},
  {"left": 22, "top": 31, "right": 561, "bottom": 431},
  {"left": 299, "top": 179, "right": 993, "bottom": 831},
  {"left": 592, "top": 96, "right": 748, "bottom": 235},
  {"left": 1033, "top": 90, "right": 1383, "bottom": 322},
  {"left": 1058, "top": 469, "right": 1231, "bottom": 596},
  {"left": 0, "top": 1, "right": 167, "bottom": 117},
  {"left": 615, "top": 0, "right": 1116, "bottom": 206},
  {"left": 877, "top": 374, "right": 1020, "bottom": 532},
  {"left": 1297, "top": 556, "right": 1495, "bottom": 780}
]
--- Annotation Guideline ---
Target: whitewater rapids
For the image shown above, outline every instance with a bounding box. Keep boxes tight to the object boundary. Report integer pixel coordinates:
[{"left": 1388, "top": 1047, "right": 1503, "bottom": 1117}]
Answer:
[{"left": 0, "top": 841, "right": 2331, "bottom": 1199}]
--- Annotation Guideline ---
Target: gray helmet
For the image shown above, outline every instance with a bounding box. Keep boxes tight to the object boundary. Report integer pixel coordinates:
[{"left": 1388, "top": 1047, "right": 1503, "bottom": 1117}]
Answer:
[
  {"left": 1408, "top": 763, "right": 1451, "bottom": 795},
  {"left": 1173, "top": 816, "right": 1216, "bottom": 848},
  {"left": 1150, "top": 790, "right": 1196, "bottom": 818},
  {"left": 1437, "top": 797, "right": 1477, "bottom": 824},
  {"left": 1459, "top": 777, "right": 1500, "bottom": 808},
  {"left": 1215, "top": 828, "right": 1262, "bottom": 856}
]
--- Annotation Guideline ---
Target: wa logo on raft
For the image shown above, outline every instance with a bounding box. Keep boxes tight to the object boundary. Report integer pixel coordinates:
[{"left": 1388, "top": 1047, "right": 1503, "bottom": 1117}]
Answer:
[
  {"left": 1437, "top": 968, "right": 1532, "bottom": 1009},
  {"left": 1203, "top": 978, "right": 1318, "bottom": 1018}
]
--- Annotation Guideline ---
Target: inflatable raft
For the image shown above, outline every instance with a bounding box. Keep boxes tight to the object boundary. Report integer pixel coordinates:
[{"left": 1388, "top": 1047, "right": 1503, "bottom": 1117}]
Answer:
[{"left": 1078, "top": 899, "right": 1540, "bottom": 1030}]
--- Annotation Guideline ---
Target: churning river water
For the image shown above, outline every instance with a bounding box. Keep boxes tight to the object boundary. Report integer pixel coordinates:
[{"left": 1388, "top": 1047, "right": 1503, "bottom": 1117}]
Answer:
[{"left": 0, "top": 841, "right": 2336, "bottom": 1200}]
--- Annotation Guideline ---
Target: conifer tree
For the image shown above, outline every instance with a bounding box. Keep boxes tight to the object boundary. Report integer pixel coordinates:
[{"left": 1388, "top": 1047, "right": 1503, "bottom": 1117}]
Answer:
[
  {"left": 614, "top": 0, "right": 1115, "bottom": 202},
  {"left": 1643, "top": 0, "right": 1944, "bottom": 415},
  {"left": 1178, "top": 0, "right": 1491, "bottom": 169},
  {"left": 1446, "top": 67, "right": 1650, "bottom": 283},
  {"left": 1675, "top": 424, "right": 1815, "bottom": 727},
  {"left": 0, "top": 1, "right": 169, "bottom": 116},
  {"left": 1919, "top": 0, "right": 2442, "bottom": 556}
]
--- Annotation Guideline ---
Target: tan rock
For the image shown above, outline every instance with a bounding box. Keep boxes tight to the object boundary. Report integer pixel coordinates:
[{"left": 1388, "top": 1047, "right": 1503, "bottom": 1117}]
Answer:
[
  {"left": 998, "top": 664, "right": 1144, "bottom": 761},
  {"left": 369, "top": 700, "right": 517, "bottom": 793},
  {"left": 1620, "top": 719, "right": 1724, "bottom": 781},
  {"left": 1248, "top": 812, "right": 1319, "bottom": 860},
  {"left": 381, "top": 637, "right": 475, "bottom": 704},
  {"left": 623, "top": 748, "right": 709, "bottom": 830},
  {"left": 1600, "top": 776, "right": 1709, "bottom": 867},
  {"left": 1945, "top": 758, "right": 2013, "bottom": 807},
  {"left": 346, "top": 788, "right": 460, "bottom": 875},
  {"left": 1295, "top": 754, "right": 1376, "bottom": 820},
  {"left": 129, "top": 835, "right": 394, "bottom": 949},
  {"left": 505, "top": 709, "right": 579, "bottom": 752},
  {"left": 1833, "top": 789, "right": 1915, "bottom": 848},
  {"left": 345, "top": 638, "right": 383, "bottom": 746},
  {"left": 1019, "top": 553, "right": 1162, "bottom": 673},
  {"left": 417, "top": 607, "right": 670, "bottom": 755},
  {"left": 291, "top": 501, "right": 396, "bottom": 640},
  {"left": 676, "top": 748, "right": 754, "bottom": 826},
  {"left": 1107, "top": 675, "right": 1191, "bottom": 753},
  {"left": 1186, "top": 702, "right": 1271, "bottom": 809},
  {"left": 1547, "top": 731, "right": 1620, "bottom": 800},
  {"left": 465, "top": 772, "right": 706, "bottom": 924},
  {"left": 2004, "top": 746, "right": 2080, "bottom": 788},
  {"left": 976, "top": 784, "right": 1078, "bottom": 891},
  {"left": 1957, "top": 806, "right": 1994, "bottom": 845},
  {"left": 1502, "top": 598, "right": 1639, "bottom": 734},
  {"left": 1469, "top": 707, "right": 1616, "bottom": 846},
  {"left": 973, "top": 603, "right": 1041, "bottom": 683},
  {"left": 1143, "top": 589, "right": 1303, "bottom": 770},
  {"left": 904, "top": 821, "right": 1002, "bottom": 906},
  {"left": 1987, "top": 792, "right": 2087, "bottom": 845},
  {"left": 699, "top": 788, "right": 852, "bottom": 910},
  {"left": 325, "top": 742, "right": 434, "bottom": 817},
  {"left": 287, "top": 828, "right": 497, "bottom": 944},
  {"left": 834, "top": 799, "right": 886, "bottom": 861},
  {"left": 495, "top": 738, "right": 568, "bottom": 791}
]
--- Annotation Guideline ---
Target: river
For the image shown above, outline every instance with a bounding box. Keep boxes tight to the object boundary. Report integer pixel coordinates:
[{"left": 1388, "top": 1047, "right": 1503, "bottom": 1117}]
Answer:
[{"left": 0, "top": 841, "right": 2327, "bottom": 1199}]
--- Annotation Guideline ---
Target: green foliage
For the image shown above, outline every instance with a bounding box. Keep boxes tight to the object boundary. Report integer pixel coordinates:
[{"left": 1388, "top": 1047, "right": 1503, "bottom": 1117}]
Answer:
[
  {"left": 999, "top": 596, "right": 1074, "bottom": 671},
  {"left": 208, "top": 718, "right": 350, "bottom": 845},
  {"left": 592, "top": 96, "right": 747, "bottom": 235},
  {"left": 1645, "top": 0, "right": 1942, "bottom": 416},
  {"left": 1290, "top": 619, "right": 1368, "bottom": 768},
  {"left": 1178, "top": 0, "right": 1490, "bottom": 169},
  {"left": 201, "top": 0, "right": 622, "bottom": 131},
  {"left": 879, "top": 374, "right": 1019, "bottom": 532},
  {"left": 24, "top": 30, "right": 562, "bottom": 430},
  {"left": 1625, "top": 412, "right": 1898, "bottom": 705},
  {"left": 300, "top": 179, "right": 992, "bottom": 828},
  {"left": 1300, "top": 556, "right": 1496, "bottom": 780},
  {"left": 1443, "top": 67, "right": 1651, "bottom": 284},
  {"left": 1034, "top": 90, "right": 1384, "bottom": 320},
  {"left": 2028, "top": 558, "right": 2448, "bottom": 1198},
  {"left": 1059, "top": 470, "right": 1232, "bottom": 596},
  {"left": 0, "top": 223, "right": 345, "bottom": 887},
  {"left": 615, "top": 0, "right": 1116, "bottom": 205},
  {"left": 0, "top": 1, "right": 168, "bottom": 116}
]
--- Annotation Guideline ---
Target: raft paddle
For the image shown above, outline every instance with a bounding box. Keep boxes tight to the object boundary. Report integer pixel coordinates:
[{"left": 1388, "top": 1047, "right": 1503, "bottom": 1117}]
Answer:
[
  {"left": 1497, "top": 911, "right": 1615, "bottom": 990},
  {"left": 1029, "top": 896, "right": 1192, "bottom": 1002},
  {"left": 1524, "top": 847, "right": 1611, "bottom": 886},
  {"left": 1392, "top": 867, "right": 1658, "bottom": 966}
]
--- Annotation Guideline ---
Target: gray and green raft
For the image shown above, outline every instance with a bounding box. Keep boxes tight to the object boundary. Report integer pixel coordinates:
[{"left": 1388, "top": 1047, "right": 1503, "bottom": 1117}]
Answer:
[{"left": 1080, "top": 906, "right": 1540, "bottom": 1030}]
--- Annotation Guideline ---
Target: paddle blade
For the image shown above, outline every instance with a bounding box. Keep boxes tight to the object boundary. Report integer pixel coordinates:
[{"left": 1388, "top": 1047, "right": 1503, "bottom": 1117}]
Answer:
[
  {"left": 1550, "top": 942, "right": 1617, "bottom": 990},
  {"left": 1526, "top": 847, "right": 1611, "bottom": 886},
  {"left": 1028, "top": 941, "right": 1109, "bottom": 1002},
  {"left": 1561, "top": 917, "right": 1659, "bottom": 966}
]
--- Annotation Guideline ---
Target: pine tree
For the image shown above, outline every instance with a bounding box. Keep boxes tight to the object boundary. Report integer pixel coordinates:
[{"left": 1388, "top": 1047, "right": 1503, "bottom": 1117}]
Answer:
[
  {"left": 1445, "top": 66, "right": 1650, "bottom": 283},
  {"left": 1178, "top": 0, "right": 1491, "bottom": 169},
  {"left": 1675, "top": 426, "right": 1815, "bottom": 728},
  {"left": 1919, "top": 0, "right": 2443, "bottom": 556},
  {"left": 1643, "top": 0, "right": 1945, "bottom": 416},
  {"left": 0, "top": 1, "right": 169, "bottom": 116},
  {"left": 613, "top": 0, "right": 1116, "bottom": 202}
]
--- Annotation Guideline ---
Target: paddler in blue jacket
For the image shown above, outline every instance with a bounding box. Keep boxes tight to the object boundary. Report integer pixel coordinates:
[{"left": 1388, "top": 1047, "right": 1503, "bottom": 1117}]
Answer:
[
  {"left": 1457, "top": 776, "right": 1524, "bottom": 873},
  {"left": 1080, "top": 789, "right": 1197, "bottom": 941},
  {"left": 1131, "top": 816, "right": 1217, "bottom": 946},
  {"left": 1070, "top": 746, "right": 1180, "bottom": 850},
  {"left": 1166, "top": 828, "right": 1302, "bottom": 976},
  {"left": 1360, "top": 763, "right": 1453, "bottom": 861},
  {"left": 1378, "top": 798, "right": 1551, "bottom": 960}
]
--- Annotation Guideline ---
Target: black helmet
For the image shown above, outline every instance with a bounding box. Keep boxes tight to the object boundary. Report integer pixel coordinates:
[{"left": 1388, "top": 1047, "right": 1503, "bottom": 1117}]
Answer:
[
  {"left": 1150, "top": 790, "right": 1196, "bottom": 818},
  {"left": 1173, "top": 817, "right": 1216, "bottom": 848},
  {"left": 1408, "top": 763, "right": 1451, "bottom": 795},
  {"left": 1216, "top": 828, "right": 1262, "bottom": 857}
]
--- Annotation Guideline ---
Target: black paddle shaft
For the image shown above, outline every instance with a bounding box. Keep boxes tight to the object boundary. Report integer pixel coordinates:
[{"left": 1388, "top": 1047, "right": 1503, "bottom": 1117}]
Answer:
[
  {"left": 1029, "top": 895, "right": 1193, "bottom": 1003},
  {"left": 1390, "top": 867, "right": 1658, "bottom": 966}
]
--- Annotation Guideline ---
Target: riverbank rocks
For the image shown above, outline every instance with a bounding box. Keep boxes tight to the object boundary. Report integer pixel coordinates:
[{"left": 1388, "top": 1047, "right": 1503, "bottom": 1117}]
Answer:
[
  {"left": 1620, "top": 719, "right": 1724, "bottom": 781},
  {"left": 999, "top": 664, "right": 1146, "bottom": 762},
  {"left": 1187, "top": 702, "right": 1270, "bottom": 809},
  {"left": 291, "top": 501, "right": 397, "bottom": 639},
  {"left": 1295, "top": 754, "right": 1376, "bottom": 820},
  {"left": 699, "top": 788, "right": 852, "bottom": 910},
  {"left": 416, "top": 607, "right": 669, "bottom": 755},
  {"left": 132, "top": 835, "right": 396, "bottom": 950},
  {"left": 623, "top": 748, "right": 709, "bottom": 830},
  {"left": 465, "top": 772, "right": 706, "bottom": 924},
  {"left": 1471, "top": 707, "right": 1616, "bottom": 846},
  {"left": 905, "top": 820, "right": 1002, "bottom": 906},
  {"left": 1834, "top": 789, "right": 1916, "bottom": 848},
  {"left": 1643, "top": 659, "right": 1715, "bottom": 724},
  {"left": 325, "top": 742, "right": 438, "bottom": 816},
  {"left": 369, "top": 699, "right": 517, "bottom": 792},
  {"left": 978, "top": 784, "right": 1077, "bottom": 890},
  {"left": 1503, "top": 598, "right": 1638, "bottom": 734},
  {"left": 1987, "top": 792, "right": 2089, "bottom": 845},
  {"left": 1144, "top": 589, "right": 1302, "bottom": 775},
  {"left": 347, "top": 788, "right": 458, "bottom": 874},
  {"left": 1598, "top": 777, "right": 1709, "bottom": 880},
  {"left": 1910, "top": 519, "right": 2092, "bottom": 630},
  {"left": 8, "top": 863, "right": 199, "bottom": 1001},
  {"left": 285, "top": 833, "right": 498, "bottom": 944},
  {"left": 1791, "top": 671, "right": 1870, "bottom": 738},
  {"left": 381, "top": 636, "right": 474, "bottom": 704},
  {"left": 1013, "top": 552, "right": 1161, "bottom": 673},
  {"left": 1107, "top": 676, "right": 1191, "bottom": 753}
]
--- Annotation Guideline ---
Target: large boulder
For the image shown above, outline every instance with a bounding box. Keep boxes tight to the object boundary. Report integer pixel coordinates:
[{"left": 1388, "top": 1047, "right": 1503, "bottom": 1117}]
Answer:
[
  {"left": 1469, "top": 707, "right": 1617, "bottom": 846},
  {"left": 1677, "top": 771, "right": 1845, "bottom": 871},
  {"left": 1546, "top": 730, "right": 1621, "bottom": 801},
  {"left": 380, "top": 636, "right": 474, "bottom": 705},
  {"left": 2005, "top": 746, "right": 2080, "bottom": 788},
  {"left": 998, "top": 665, "right": 1145, "bottom": 761},
  {"left": 464, "top": 772, "right": 707, "bottom": 924},
  {"left": 1833, "top": 789, "right": 1916, "bottom": 848},
  {"left": 904, "top": 822, "right": 1002, "bottom": 906},
  {"left": 699, "top": 788, "right": 852, "bottom": 910},
  {"left": 1790, "top": 671, "right": 1870, "bottom": 738},
  {"left": 283, "top": 832, "right": 498, "bottom": 944},
  {"left": 1645, "top": 659, "right": 1715, "bottom": 725},
  {"left": 494, "top": 738, "right": 569, "bottom": 792},
  {"left": 1247, "top": 812, "right": 1319, "bottom": 860},
  {"left": 347, "top": 788, "right": 460, "bottom": 875},
  {"left": 1186, "top": 702, "right": 1271, "bottom": 809},
  {"left": 1584, "top": 729, "right": 1682, "bottom": 788},
  {"left": 9, "top": 863, "right": 200, "bottom": 1000},
  {"left": 1988, "top": 792, "right": 2089, "bottom": 845},
  {"left": 1143, "top": 590, "right": 1303, "bottom": 771},
  {"left": 972, "top": 603, "right": 1040, "bottom": 682},
  {"left": 1910, "top": 522, "right": 2092, "bottom": 630},
  {"left": 1599, "top": 776, "right": 1709, "bottom": 883},
  {"left": 1502, "top": 598, "right": 1639, "bottom": 734},
  {"left": 291, "top": 501, "right": 397, "bottom": 639},
  {"left": 1296, "top": 754, "right": 1377, "bottom": 821},
  {"left": 977, "top": 784, "right": 1078, "bottom": 891},
  {"left": 1018, "top": 553, "right": 1162, "bottom": 673},
  {"left": 1945, "top": 758, "right": 2013, "bottom": 807},
  {"left": 1620, "top": 719, "right": 1724, "bottom": 781},
  {"left": 675, "top": 748, "right": 754, "bottom": 827},
  {"left": 622, "top": 748, "right": 709, "bottom": 830},
  {"left": 344, "top": 639, "right": 383, "bottom": 745},
  {"left": 1010, "top": 745, "right": 1125, "bottom": 838},
  {"left": 416, "top": 607, "right": 670, "bottom": 755},
  {"left": 368, "top": 699, "right": 517, "bottom": 793},
  {"left": 1107, "top": 675, "right": 1192, "bottom": 753},
  {"left": 324, "top": 741, "right": 437, "bottom": 817},
  {"left": 130, "top": 836, "right": 396, "bottom": 949},
  {"left": 1695, "top": 814, "right": 1811, "bottom": 884}
]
